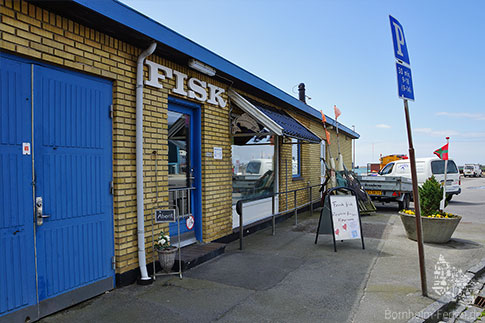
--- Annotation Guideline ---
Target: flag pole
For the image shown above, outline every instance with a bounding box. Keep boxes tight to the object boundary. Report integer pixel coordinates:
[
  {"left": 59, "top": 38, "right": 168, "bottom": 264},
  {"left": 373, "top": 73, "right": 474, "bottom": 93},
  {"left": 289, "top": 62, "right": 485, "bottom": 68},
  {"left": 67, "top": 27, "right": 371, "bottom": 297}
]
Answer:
[
  {"left": 440, "top": 137, "right": 450, "bottom": 211},
  {"left": 403, "top": 99, "right": 428, "bottom": 296}
]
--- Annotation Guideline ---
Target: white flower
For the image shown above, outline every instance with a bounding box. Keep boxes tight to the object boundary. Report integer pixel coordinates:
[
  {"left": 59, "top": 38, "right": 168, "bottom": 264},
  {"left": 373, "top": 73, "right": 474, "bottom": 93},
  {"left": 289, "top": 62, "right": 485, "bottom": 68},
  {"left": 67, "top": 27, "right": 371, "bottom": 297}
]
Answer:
[
  {"left": 166, "top": 236, "right": 170, "bottom": 242},
  {"left": 160, "top": 238, "right": 166, "bottom": 245}
]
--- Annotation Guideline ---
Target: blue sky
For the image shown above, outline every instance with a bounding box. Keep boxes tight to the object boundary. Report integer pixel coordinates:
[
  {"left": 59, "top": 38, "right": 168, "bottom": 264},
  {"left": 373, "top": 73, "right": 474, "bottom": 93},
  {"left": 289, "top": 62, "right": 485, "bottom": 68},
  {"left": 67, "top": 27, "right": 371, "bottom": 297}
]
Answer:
[{"left": 121, "top": 0, "right": 485, "bottom": 166}]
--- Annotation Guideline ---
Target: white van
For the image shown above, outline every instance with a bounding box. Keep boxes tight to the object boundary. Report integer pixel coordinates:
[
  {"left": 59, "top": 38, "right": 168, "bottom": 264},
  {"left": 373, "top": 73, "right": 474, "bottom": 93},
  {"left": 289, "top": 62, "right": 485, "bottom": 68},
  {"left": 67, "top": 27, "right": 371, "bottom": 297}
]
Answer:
[
  {"left": 464, "top": 164, "right": 482, "bottom": 177},
  {"left": 379, "top": 157, "right": 461, "bottom": 201},
  {"left": 243, "top": 159, "right": 273, "bottom": 179}
]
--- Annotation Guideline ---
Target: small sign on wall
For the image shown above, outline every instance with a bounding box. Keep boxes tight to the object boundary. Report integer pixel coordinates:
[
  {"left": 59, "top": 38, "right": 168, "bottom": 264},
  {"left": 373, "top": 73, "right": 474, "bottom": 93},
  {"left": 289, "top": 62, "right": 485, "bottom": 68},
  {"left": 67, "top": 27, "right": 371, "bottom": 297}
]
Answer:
[
  {"left": 155, "top": 209, "right": 176, "bottom": 223},
  {"left": 22, "top": 142, "right": 31, "bottom": 155},
  {"left": 213, "top": 147, "right": 222, "bottom": 160}
]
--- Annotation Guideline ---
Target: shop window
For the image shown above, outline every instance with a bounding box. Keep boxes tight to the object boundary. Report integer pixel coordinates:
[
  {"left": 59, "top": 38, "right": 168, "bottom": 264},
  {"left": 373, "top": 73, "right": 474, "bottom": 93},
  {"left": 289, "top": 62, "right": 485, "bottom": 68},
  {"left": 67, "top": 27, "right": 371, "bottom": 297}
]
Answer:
[
  {"left": 168, "top": 110, "right": 190, "bottom": 188},
  {"left": 231, "top": 110, "right": 275, "bottom": 205},
  {"left": 292, "top": 138, "right": 301, "bottom": 177}
]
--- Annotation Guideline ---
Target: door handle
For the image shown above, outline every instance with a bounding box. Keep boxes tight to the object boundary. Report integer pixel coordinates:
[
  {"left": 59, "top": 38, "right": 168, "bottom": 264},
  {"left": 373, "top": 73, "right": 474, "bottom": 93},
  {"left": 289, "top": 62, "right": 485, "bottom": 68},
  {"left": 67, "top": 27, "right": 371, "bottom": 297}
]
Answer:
[{"left": 35, "top": 197, "right": 51, "bottom": 226}]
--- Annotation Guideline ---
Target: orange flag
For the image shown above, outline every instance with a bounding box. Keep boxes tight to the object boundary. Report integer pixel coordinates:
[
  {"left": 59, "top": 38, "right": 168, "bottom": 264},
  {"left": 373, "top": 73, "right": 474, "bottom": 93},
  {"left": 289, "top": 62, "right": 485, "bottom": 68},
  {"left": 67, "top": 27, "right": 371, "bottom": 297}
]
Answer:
[
  {"left": 325, "top": 130, "right": 331, "bottom": 145},
  {"left": 334, "top": 105, "right": 341, "bottom": 119},
  {"left": 320, "top": 110, "right": 327, "bottom": 124}
]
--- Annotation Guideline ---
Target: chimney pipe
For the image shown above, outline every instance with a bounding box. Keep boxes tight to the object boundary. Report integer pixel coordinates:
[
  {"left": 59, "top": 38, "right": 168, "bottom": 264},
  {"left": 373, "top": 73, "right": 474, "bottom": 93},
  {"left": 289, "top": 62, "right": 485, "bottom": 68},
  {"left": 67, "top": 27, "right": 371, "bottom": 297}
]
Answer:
[{"left": 298, "top": 83, "right": 306, "bottom": 103}]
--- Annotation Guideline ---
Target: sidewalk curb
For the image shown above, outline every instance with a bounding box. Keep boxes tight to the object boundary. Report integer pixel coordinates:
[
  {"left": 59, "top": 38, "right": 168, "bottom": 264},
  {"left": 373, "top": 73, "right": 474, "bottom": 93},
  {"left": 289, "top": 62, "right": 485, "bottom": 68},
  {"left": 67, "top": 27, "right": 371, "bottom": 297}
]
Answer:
[{"left": 408, "top": 258, "right": 485, "bottom": 323}]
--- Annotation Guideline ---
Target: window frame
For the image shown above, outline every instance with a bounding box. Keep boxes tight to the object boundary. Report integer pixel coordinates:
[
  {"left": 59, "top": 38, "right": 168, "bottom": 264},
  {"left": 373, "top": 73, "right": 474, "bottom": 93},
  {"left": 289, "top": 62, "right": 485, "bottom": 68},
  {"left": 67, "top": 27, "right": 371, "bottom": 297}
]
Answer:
[{"left": 291, "top": 138, "right": 302, "bottom": 178}]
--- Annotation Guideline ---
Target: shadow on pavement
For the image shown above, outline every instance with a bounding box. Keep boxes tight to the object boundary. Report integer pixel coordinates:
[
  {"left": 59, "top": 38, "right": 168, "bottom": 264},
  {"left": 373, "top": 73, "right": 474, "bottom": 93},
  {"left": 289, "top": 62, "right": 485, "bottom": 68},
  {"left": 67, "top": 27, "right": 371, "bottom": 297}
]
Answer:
[{"left": 426, "top": 238, "right": 482, "bottom": 250}]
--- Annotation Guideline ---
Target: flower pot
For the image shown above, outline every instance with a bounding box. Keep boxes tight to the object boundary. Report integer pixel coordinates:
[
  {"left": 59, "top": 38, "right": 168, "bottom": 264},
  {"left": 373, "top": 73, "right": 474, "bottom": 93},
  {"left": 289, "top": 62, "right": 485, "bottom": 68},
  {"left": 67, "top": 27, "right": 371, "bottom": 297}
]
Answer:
[
  {"left": 399, "top": 212, "right": 461, "bottom": 243},
  {"left": 157, "top": 247, "right": 177, "bottom": 273}
]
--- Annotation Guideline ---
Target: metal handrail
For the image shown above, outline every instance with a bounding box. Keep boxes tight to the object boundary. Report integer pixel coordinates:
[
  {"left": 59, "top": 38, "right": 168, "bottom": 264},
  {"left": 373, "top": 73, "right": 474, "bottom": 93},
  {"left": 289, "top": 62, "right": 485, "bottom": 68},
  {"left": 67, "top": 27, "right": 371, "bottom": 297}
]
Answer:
[{"left": 235, "top": 182, "right": 323, "bottom": 250}]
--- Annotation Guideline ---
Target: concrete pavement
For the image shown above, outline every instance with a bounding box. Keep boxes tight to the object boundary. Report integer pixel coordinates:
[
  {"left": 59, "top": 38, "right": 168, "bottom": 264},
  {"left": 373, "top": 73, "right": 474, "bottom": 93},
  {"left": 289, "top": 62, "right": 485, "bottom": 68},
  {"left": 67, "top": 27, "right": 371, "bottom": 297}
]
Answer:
[{"left": 40, "top": 205, "right": 485, "bottom": 323}]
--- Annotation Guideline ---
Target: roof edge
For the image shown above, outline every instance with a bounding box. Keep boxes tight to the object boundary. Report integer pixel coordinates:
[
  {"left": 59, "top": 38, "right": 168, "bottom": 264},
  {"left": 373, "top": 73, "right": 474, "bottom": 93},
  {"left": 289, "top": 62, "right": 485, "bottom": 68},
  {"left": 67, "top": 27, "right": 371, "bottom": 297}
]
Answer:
[{"left": 72, "top": 0, "right": 359, "bottom": 139}]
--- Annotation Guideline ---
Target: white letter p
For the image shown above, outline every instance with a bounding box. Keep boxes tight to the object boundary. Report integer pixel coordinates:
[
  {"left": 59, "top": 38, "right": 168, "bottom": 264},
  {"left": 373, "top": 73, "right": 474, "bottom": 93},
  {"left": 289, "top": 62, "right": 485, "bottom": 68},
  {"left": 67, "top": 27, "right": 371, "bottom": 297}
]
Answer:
[{"left": 392, "top": 22, "right": 405, "bottom": 56}]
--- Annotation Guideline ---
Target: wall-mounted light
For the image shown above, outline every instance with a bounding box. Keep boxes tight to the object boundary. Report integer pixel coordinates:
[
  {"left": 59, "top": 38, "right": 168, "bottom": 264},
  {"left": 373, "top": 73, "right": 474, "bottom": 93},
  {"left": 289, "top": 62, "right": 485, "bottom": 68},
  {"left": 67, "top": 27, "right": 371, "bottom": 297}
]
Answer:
[{"left": 188, "top": 59, "right": 216, "bottom": 76}]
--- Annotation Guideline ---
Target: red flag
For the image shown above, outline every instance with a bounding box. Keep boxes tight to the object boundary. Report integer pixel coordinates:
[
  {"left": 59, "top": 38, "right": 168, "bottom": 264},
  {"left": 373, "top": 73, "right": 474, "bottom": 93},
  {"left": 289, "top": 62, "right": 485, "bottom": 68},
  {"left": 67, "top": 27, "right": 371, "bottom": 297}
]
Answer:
[
  {"left": 325, "top": 130, "right": 331, "bottom": 145},
  {"left": 433, "top": 143, "right": 449, "bottom": 160},
  {"left": 334, "top": 105, "right": 341, "bottom": 119},
  {"left": 320, "top": 110, "right": 327, "bottom": 124}
]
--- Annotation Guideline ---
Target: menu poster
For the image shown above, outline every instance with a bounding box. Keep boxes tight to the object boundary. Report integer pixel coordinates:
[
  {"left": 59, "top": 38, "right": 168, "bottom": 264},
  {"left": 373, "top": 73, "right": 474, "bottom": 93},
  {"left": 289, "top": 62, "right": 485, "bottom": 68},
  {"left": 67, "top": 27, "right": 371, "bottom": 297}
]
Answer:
[{"left": 329, "top": 195, "right": 361, "bottom": 240}]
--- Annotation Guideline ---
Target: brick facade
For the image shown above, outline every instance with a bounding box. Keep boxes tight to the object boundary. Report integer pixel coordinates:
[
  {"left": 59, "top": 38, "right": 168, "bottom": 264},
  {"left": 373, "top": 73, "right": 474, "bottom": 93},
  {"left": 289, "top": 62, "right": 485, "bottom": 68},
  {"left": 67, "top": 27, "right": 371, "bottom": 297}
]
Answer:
[{"left": 0, "top": 0, "right": 355, "bottom": 276}]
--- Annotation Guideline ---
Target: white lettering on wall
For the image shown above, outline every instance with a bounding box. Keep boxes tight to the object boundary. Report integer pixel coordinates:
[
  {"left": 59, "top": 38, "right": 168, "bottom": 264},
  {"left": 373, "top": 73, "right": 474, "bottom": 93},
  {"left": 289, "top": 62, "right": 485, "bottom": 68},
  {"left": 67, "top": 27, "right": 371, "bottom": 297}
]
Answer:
[
  {"left": 207, "top": 83, "right": 226, "bottom": 108},
  {"left": 144, "top": 59, "right": 226, "bottom": 108},
  {"left": 188, "top": 78, "right": 207, "bottom": 102},
  {"left": 144, "top": 60, "right": 173, "bottom": 89},
  {"left": 172, "top": 70, "right": 188, "bottom": 96}
]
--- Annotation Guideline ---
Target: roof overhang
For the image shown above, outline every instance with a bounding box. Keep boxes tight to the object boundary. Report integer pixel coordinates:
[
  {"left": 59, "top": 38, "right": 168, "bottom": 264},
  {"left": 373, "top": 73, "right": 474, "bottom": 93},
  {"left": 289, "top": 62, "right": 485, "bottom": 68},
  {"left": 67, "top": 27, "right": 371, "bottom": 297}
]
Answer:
[
  {"left": 228, "top": 90, "right": 283, "bottom": 137},
  {"left": 229, "top": 90, "right": 321, "bottom": 144},
  {"left": 29, "top": 0, "right": 359, "bottom": 140}
]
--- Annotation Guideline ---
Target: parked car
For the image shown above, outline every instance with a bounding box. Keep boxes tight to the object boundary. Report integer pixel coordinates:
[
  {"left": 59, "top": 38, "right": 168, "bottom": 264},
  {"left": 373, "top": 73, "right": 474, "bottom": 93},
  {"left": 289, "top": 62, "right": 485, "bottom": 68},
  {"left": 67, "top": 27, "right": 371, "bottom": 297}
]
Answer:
[
  {"left": 243, "top": 159, "right": 273, "bottom": 179},
  {"left": 379, "top": 157, "right": 461, "bottom": 201},
  {"left": 463, "top": 164, "right": 482, "bottom": 177}
]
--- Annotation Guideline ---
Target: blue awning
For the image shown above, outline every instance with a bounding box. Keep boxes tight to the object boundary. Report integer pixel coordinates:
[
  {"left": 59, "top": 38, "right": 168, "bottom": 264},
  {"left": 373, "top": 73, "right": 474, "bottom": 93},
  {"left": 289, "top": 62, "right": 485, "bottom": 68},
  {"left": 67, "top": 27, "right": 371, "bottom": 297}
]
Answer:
[
  {"left": 228, "top": 90, "right": 321, "bottom": 144},
  {"left": 248, "top": 99, "right": 321, "bottom": 144}
]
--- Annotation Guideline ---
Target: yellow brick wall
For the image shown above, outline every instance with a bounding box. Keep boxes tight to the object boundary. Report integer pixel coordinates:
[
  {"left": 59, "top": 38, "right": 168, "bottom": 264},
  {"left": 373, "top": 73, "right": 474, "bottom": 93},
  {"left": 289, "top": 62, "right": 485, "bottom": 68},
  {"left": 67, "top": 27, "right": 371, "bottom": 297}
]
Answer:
[
  {"left": 289, "top": 111, "right": 354, "bottom": 205},
  {"left": 0, "top": 0, "right": 232, "bottom": 274},
  {"left": 1, "top": 0, "right": 355, "bottom": 275}
]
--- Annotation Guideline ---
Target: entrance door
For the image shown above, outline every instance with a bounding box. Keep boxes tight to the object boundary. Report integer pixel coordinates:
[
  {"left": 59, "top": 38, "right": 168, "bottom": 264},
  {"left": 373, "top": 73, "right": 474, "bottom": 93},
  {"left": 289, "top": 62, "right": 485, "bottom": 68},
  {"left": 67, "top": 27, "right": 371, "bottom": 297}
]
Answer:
[
  {"left": 0, "top": 54, "right": 114, "bottom": 322},
  {"left": 167, "top": 98, "right": 201, "bottom": 246}
]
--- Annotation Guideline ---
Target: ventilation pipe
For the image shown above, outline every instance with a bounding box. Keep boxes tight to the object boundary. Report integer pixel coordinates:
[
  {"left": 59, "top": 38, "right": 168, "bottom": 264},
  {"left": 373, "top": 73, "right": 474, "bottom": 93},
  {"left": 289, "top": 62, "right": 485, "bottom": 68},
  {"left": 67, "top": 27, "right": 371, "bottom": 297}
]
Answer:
[
  {"left": 136, "top": 41, "right": 157, "bottom": 284},
  {"left": 298, "top": 83, "right": 306, "bottom": 103}
]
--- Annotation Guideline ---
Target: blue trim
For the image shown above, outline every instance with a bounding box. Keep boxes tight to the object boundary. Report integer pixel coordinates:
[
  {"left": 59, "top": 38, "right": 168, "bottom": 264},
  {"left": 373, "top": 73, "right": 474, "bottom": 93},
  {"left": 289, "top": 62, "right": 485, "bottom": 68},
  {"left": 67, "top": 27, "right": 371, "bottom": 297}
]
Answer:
[
  {"left": 167, "top": 97, "right": 202, "bottom": 241},
  {"left": 68, "top": 0, "right": 359, "bottom": 139},
  {"left": 168, "top": 96, "right": 201, "bottom": 109}
]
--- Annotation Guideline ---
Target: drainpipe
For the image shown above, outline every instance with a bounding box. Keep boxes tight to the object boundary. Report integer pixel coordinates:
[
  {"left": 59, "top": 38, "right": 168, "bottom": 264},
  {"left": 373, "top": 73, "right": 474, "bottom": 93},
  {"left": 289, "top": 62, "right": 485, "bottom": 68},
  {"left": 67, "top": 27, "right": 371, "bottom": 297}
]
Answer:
[{"left": 136, "top": 42, "right": 157, "bottom": 284}]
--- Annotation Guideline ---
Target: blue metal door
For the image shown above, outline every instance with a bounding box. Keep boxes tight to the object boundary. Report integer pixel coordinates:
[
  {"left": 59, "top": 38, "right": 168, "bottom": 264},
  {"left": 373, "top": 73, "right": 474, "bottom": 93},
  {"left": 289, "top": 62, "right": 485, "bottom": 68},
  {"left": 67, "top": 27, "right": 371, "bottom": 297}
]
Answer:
[
  {"left": 33, "top": 65, "right": 114, "bottom": 304},
  {"left": 0, "top": 54, "right": 114, "bottom": 321},
  {"left": 0, "top": 54, "right": 37, "bottom": 319},
  {"left": 167, "top": 98, "right": 202, "bottom": 243}
]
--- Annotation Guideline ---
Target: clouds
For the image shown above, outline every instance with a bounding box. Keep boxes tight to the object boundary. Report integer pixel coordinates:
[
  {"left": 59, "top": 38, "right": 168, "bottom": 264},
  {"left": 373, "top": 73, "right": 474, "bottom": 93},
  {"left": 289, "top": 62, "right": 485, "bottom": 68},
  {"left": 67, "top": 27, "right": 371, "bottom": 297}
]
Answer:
[
  {"left": 376, "top": 124, "right": 391, "bottom": 129},
  {"left": 414, "top": 128, "right": 485, "bottom": 139},
  {"left": 436, "top": 112, "right": 485, "bottom": 121}
]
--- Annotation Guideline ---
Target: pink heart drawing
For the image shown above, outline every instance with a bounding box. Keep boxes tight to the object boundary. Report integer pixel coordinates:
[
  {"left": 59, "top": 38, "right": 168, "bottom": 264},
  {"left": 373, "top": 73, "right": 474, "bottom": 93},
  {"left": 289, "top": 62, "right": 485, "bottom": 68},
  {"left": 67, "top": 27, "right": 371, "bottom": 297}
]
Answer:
[
  {"left": 343, "top": 224, "right": 347, "bottom": 231},
  {"left": 335, "top": 229, "right": 339, "bottom": 235}
]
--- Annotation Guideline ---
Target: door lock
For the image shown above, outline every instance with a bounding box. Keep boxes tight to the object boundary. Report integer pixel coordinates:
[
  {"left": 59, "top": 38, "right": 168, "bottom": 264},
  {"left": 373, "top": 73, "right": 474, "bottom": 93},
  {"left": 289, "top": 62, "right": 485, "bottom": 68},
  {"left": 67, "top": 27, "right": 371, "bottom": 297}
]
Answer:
[{"left": 35, "top": 197, "right": 50, "bottom": 226}]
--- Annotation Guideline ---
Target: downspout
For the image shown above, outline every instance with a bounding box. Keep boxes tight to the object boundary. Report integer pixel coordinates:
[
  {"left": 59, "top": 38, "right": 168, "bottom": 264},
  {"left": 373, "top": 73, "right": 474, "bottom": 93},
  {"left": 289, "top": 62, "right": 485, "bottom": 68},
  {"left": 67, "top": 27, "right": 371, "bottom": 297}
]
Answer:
[{"left": 136, "top": 42, "right": 157, "bottom": 284}]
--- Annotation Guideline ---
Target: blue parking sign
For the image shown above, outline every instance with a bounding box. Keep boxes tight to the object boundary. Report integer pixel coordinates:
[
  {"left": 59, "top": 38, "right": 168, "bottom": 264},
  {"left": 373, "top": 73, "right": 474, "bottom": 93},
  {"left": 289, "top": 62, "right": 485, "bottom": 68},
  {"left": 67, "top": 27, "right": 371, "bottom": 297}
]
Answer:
[
  {"left": 396, "top": 62, "right": 414, "bottom": 101},
  {"left": 390, "top": 15, "right": 410, "bottom": 66}
]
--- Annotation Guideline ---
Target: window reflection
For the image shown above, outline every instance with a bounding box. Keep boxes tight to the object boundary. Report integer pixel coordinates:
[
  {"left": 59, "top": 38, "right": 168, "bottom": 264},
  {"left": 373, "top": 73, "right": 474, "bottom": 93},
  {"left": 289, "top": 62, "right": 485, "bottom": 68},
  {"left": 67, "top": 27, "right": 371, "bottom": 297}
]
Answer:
[
  {"left": 232, "top": 135, "right": 275, "bottom": 205},
  {"left": 292, "top": 138, "right": 301, "bottom": 176},
  {"left": 168, "top": 110, "right": 190, "bottom": 188}
]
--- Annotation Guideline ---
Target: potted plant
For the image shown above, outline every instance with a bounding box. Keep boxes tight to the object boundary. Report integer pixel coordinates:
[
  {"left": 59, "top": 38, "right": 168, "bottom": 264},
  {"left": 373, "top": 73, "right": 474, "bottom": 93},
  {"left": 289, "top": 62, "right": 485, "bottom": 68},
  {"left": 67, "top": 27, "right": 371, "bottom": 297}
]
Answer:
[
  {"left": 154, "top": 231, "right": 177, "bottom": 272},
  {"left": 399, "top": 176, "right": 461, "bottom": 243}
]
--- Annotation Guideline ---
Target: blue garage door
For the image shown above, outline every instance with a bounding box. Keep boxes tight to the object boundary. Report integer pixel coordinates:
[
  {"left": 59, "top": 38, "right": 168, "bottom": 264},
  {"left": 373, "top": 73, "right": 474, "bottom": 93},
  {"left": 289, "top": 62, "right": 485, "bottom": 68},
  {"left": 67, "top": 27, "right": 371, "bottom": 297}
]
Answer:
[{"left": 0, "top": 54, "right": 114, "bottom": 322}]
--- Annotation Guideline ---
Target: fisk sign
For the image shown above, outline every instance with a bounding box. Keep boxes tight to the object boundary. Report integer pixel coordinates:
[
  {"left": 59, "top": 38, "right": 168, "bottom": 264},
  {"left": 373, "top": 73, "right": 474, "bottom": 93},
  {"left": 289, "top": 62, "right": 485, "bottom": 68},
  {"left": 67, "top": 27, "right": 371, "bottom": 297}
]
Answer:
[{"left": 390, "top": 15, "right": 414, "bottom": 101}]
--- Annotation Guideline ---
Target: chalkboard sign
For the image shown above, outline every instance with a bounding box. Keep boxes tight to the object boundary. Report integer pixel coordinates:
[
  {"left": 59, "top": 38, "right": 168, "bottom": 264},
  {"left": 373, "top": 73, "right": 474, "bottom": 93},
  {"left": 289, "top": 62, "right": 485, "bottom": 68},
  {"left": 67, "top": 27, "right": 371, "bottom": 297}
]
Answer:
[
  {"left": 155, "top": 209, "right": 176, "bottom": 223},
  {"left": 315, "top": 187, "right": 365, "bottom": 252}
]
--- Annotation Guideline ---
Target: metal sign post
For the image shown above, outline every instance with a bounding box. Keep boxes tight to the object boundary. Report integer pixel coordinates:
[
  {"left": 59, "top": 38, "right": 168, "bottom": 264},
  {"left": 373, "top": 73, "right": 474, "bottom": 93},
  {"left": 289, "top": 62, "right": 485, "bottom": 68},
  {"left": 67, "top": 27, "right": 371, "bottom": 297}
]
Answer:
[{"left": 390, "top": 15, "right": 427, "bottom": 296}]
